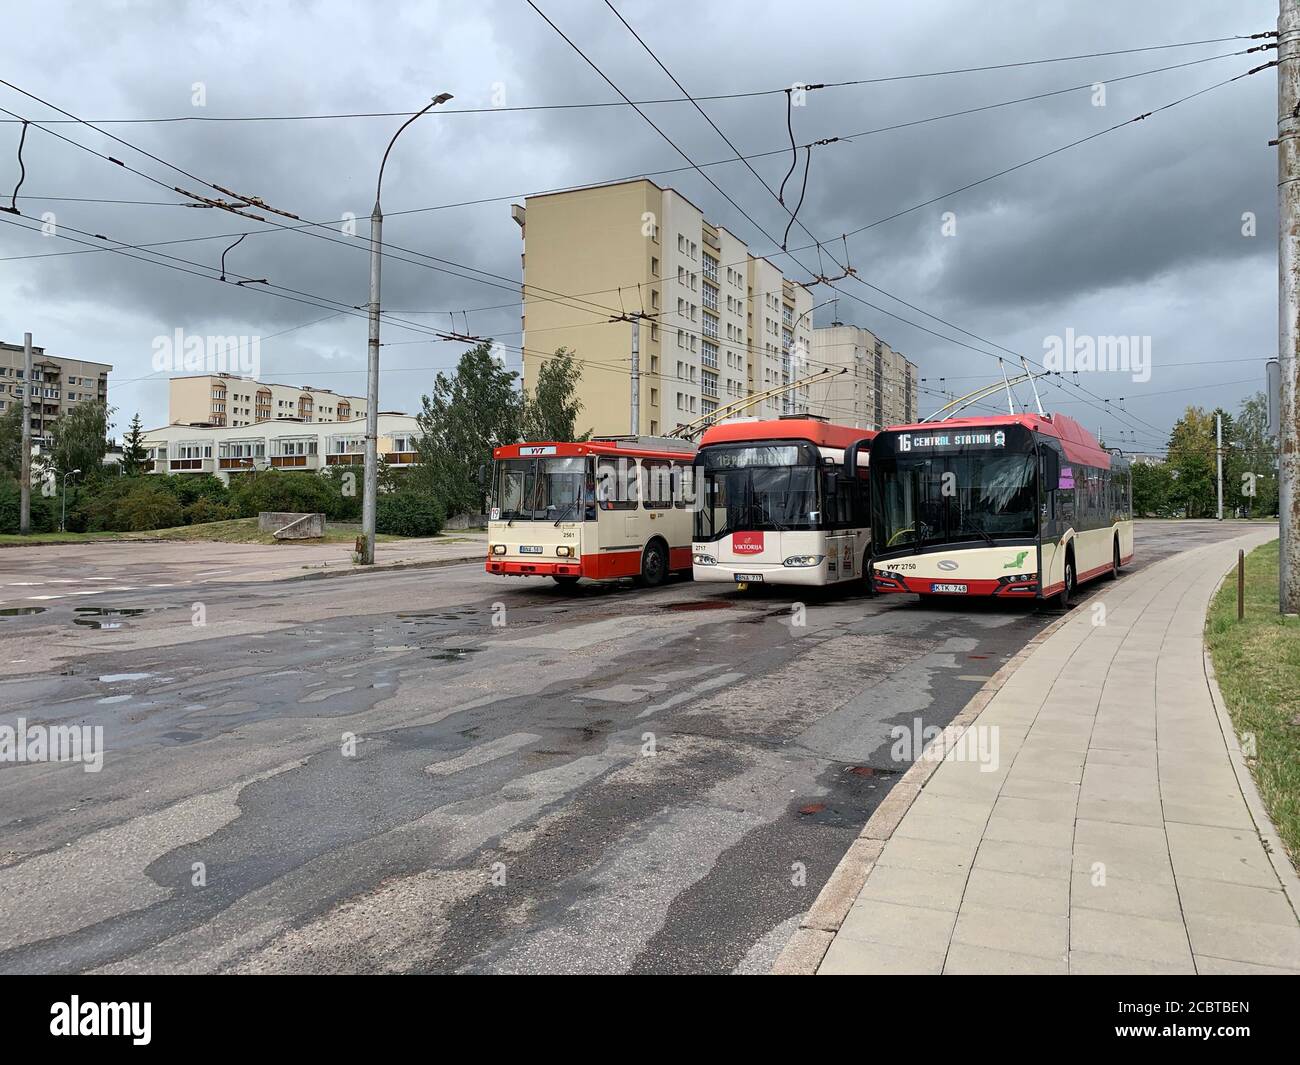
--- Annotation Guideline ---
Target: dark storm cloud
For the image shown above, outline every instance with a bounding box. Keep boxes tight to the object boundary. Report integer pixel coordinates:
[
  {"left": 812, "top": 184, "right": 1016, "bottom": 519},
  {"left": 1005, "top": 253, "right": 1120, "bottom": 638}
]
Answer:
[{"left": 0, "top": 0, "right": 1280, "bottom": 443}]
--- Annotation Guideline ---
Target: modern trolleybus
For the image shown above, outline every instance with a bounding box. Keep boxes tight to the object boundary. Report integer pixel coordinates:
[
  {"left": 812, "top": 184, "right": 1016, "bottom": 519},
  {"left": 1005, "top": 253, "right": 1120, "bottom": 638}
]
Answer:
[
  {"left": 690, "top": 416, "right": 876, "bottom": 589},
  {"left": 866, "top": 413, "right": 1133, "bottom": 605},
  {"left": 486, "top": 436, "right": 696, "bottom": 587}
]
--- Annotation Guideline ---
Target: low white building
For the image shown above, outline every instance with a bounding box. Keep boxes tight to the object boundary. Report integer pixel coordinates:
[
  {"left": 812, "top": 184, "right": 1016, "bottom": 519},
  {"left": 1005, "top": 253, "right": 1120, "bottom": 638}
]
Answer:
[{"left": 140, "top": 413, "right": 420, "bottom": 484}]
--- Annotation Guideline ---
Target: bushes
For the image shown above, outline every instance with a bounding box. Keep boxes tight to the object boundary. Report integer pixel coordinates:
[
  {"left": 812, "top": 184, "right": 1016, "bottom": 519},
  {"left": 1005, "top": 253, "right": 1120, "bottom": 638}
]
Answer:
[
  {"left": 376, "top": 489, "right": 444, "bottom": 537},
  {"left": 227, "top": 470, "right": 337, "bottom": 518},
  {"left": 77, "top": 477, "right": 184, "bottom": 532},
  {"left": 0, "top": 478, "right": 56, "bottom": 533},
  {"left": 183, "top": 496, "right": 238, "bottom": 525}
]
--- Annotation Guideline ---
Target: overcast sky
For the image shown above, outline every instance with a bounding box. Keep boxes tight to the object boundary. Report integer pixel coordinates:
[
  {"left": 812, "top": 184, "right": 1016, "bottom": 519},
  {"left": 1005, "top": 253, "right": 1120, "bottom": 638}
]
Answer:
[{"left": 0, "top": 0, "right": 1281, "bottom": 454}]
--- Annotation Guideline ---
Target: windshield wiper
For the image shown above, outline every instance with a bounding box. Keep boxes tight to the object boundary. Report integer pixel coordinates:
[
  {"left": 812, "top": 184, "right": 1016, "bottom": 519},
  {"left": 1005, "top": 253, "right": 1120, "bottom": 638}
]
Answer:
[
  {"left": 913, "top": 520, "right": 930, "bottom": 554},
  {"left": 553, "top": 499, "right": 580, "bottom": 526},
  {"left": 965, "top": 519, "right": 997, "bottom": 547}
]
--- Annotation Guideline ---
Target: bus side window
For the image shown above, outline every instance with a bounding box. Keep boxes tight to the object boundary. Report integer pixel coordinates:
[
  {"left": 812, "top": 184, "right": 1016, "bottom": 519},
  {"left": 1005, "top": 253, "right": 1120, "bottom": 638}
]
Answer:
[
  {"left": 596, "top": 458, "right": 638, "bottom": 510},
  {"left": 642, "top": 459, "right": 673, "bottom": 510},
  {"left": 674, "top": 462, "right": 695, "bottom": 509}
]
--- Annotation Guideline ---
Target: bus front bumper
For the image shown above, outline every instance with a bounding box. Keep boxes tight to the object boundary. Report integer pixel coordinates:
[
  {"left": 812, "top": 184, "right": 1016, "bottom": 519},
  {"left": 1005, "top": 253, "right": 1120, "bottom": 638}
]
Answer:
[
  {"left": 871, "top": 571, "right": 1040, "bottom": 597},
  {"left": 693, "top": 561, "right": 830, "bottom": 586},
  {"left": 486, "top": 558, "right": 583, "bottom": 578}
]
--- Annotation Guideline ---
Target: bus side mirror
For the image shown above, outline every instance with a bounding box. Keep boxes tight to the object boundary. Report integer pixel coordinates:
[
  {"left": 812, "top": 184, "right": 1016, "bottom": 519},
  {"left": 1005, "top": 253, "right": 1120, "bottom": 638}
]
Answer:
[
  {"left": 844, "top": 439, "right": 868, "bottom": 479},
  {"left": 476, "top": 463, "right": 487, "bottom": 488}
]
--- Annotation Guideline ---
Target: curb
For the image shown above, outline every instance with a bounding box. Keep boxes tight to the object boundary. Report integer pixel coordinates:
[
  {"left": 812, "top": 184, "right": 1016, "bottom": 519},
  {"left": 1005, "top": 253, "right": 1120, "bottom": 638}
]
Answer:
[
  {"left": 284, "top": 552, "right": 485, "bottom": 582},
  {"left": 771, "top": 599, "right": 1083, "bottom": 975},
  {"left": 1202, "top": 544, "right": 1300, "bottom": 922}
]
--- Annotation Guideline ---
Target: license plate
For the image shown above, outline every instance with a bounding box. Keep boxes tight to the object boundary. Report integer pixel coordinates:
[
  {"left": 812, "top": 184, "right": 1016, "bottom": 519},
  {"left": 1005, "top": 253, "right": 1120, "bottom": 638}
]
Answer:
[
  {"left": 519, "top": 545, "right": 543, "bottom": 554},
  {"left": 930, "top": 582, "right": 967, "bottom": 593},
  {"left": 734, "top": 573, "right": 764, "bottom": 582}
]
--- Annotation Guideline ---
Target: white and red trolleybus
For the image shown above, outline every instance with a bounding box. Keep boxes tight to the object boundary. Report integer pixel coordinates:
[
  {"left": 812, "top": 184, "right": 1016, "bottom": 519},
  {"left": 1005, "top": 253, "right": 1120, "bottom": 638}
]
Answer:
[
  {"left": 867, "top": 413, "right": 1133, "bottom": 605},
  {"left": 691, "top": 416, "right": 876, "bottom": 588},
  {"left": 485, "top": 437, "right": 696, "bottom": 587}
]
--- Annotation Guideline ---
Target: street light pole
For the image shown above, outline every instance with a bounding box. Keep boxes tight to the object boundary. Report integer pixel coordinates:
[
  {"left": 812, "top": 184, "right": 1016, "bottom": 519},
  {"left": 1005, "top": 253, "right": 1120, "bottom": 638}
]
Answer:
[
  {"left": 60, "top": 468, "right": 80, "bottom": 533},
  {"left": 360, "top": 93, "right": 453, "bottom": 566}
]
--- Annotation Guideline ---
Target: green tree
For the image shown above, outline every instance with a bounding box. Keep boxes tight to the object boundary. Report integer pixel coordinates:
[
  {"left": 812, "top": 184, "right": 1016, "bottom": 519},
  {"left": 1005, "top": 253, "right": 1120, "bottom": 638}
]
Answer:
[
  {"left": 1166, "top": 406, "right": 1216, "bottom": 518},
  {"left": 1131, "top": 460, "right": 1174, "bottom": 517},
  {"left": 120, "top": 413, "right": 150, "bottom": 476},
  {"left": 0, "top": 403, "right": 23, "bottom": 480},
  {"left": 414, "top": 341, "right": 522, "bottom": 516},
  {"left": 46, "top": 400, "right": 113, "bottom": 481},
  {"left": 1232, "top": 391, "right": 1279, "bottom": 517},
  {"left": 522, "top": 348, "right": 587, "bottom": 442}
]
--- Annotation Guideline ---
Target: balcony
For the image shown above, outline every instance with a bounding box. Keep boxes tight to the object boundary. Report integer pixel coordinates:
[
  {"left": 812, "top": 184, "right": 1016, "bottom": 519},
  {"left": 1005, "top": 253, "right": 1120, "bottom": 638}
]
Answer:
[
  {"left": 169, "top": 458, "right": 214, "bottom": 473},
  {"left": 270, "top": 454, "right": 316, "bottom": 469},
  {"left": 325, "top": 453, "right": 364, "bottom": 466},
  {"left": 218, "top": 457, "right": 257, "bottom": 470},
  {"left": 383, "top": 451, "right": 417, "bottom": 466}
]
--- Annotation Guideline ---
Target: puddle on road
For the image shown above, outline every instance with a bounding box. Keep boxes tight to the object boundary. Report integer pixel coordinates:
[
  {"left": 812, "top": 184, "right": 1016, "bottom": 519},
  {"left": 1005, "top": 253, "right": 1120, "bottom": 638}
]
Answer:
[
  {"left": 73, "top": 607, "right": 152, "bottom": 629},
  {"left": 0, "top": 607, "right": 47, "bottom": 617},
  {"left": 428, "top": 648, "right": 485, "bottom": 663},
  {"left": 98, "top": 672, "right": 156, "bottom": 683},
  {"left": 660, "top": 600, "right": 734, "bottom": 613}
]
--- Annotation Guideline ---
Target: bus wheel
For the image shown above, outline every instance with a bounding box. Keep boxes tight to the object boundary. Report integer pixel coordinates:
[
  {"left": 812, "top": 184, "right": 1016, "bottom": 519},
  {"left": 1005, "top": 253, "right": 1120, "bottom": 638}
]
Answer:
[
  {"left": 552, "top": 575, "right": 580, "bottom": 588},
  {"left": 639, "top": 541, "right": 668, "bottom": 587},
  {"left": 862, "top": 551, "right": 876, "bottom": 597},
  {"left": 1108, "top": 538, "right": 1121, "bottom": 580},
  {"left": 1059, "top": 553, "right": 1076, "bottom": 608}
]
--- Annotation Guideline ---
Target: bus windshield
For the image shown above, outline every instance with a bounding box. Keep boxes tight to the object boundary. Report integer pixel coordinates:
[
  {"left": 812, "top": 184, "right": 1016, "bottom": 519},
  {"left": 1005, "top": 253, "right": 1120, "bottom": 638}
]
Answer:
[
  {"left": 872, "top": 431, "right": 1038, "bottom": 550},
  {"left": 695, "top": 442, "right": 820, "bottom": 539},
  {"left": 493, "top": 456, "right": 593, "bottom": 521}
]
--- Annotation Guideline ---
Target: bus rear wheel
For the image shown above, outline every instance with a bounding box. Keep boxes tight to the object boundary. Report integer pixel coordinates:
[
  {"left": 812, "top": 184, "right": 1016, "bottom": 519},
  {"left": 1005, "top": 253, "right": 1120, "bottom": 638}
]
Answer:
[
  {"left": 639, "top": 541, "right": 668, "bottom": 587},
  {"left": 1107, "top": 537, "right": 1121, "bottom": 580},
  {"left": 862, "top": 550, "right": 876, "bottom": 597},
  {"left": 552, "top": 574, "right": 580, "bottom": 588}
]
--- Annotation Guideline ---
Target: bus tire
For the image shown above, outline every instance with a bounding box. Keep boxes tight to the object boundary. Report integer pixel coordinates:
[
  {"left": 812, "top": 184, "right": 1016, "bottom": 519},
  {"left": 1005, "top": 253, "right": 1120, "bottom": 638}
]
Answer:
[
  {"left": 862, "top": 550, "right": 876, "bottom": 597},
  {"left": 639, "top": 540, "right": 668, "bottom": 587},
  {"left": 552, "top": 575, "right": 580, "bottom": 588},
  {"left": 1108, "top": 537, "right": 1121, "bottom": 580},
  {"left": 1059, "top": 550, "right": 1076, "bottom": 608}
]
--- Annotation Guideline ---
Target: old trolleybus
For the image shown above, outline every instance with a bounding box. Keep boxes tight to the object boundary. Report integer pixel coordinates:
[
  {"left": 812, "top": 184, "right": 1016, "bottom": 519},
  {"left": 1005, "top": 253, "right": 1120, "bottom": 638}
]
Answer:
[
  {"left": 867, "top": 413, "right": 1133, "bottom": 605},
  {"left": 485, "top": 437, "right": 696, "bottom": 587},
  {"left": 691, "top": 416, "right": 876, "bottom": 588}
]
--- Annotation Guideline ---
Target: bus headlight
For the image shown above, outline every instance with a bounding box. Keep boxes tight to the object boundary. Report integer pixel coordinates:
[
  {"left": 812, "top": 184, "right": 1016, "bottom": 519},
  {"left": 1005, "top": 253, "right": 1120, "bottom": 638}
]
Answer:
[
  {"left": 491, "top": 544, "right": 507, "bottom": 555},
  {"left": 783, "top": 554, "right": 825, "bottom": 567},
  {"left": 556, "top": 545, "right": 574, "bottom": 557},
  {"left": 693, "top": 552, "right": 717, "bottom": 566}
]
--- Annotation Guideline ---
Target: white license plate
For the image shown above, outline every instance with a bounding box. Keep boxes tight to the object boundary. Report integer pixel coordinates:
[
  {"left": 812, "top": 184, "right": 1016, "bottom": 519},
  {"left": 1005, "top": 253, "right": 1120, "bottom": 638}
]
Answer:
[
  {"left": 930, "top": 582, "right": 967, "bottom": 593},
  {"left": 519, "top": 545, "right": 543, "bottom": 554},
  {"left": 734, "top": 573, "right": 764, "bottom": 583}
]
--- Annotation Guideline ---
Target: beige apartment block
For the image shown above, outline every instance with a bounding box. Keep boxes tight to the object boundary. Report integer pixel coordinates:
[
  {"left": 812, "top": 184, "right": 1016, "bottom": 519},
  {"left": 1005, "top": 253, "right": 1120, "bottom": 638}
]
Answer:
[
  {"left": 140, "top": 413, "right": 418, "bottom": 484},
  {"left": 513, "top": 178, "right": 814, "bottom": 438},
  {"left": 811, "top": 322, "right": 919, "bottom": 429},
  {"left": 0, "top": 341, "right": 111, "bottom": 445},
  {"left": 168, "top": 374, "right": 367, "bottom": 429}
]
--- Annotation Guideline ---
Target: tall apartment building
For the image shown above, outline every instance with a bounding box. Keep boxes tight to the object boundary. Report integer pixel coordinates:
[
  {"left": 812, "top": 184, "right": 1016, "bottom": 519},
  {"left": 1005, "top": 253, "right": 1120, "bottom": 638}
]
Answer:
[
  {"left": 168, "top": 374, "right": 367, "bottom": 428},
  {"left": 810, "top": 322, "right": 918, "bottom": 429},
  {"left": 0, "top": 341, "right": 111, "bottom": 445},
  {"left": 513, "top": 178, "right": 813, "bottom": 437}
]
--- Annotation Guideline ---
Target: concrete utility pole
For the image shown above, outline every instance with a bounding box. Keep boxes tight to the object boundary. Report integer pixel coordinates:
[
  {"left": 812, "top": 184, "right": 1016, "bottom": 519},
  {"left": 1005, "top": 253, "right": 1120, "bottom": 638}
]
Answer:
[
  {"left": 1216, "top": 411, "right": 1224, "bottom": 521},
  {"left": 1280, "top": 0, "right": 1300, "bottom": 611},
  {"left": 630, "top": 318, "right": 640, "bottom": 436},
  {"left": 20, "top": 332, "right": 32, "bottom": 535},
  {"left": 360, "top": 93, "right": 452, "bottom": 566}
]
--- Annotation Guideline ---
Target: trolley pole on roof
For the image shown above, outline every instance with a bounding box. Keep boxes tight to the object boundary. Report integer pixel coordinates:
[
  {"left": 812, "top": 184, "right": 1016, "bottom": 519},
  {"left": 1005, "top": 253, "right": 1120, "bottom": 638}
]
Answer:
[{"left": 1278, "top": 0, "right": 1300, "bottom": 612}]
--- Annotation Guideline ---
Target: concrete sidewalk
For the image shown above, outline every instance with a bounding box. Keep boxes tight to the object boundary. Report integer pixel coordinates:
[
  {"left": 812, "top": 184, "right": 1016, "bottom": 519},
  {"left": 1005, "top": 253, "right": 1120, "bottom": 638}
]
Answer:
[{"left": 800, "top": 526, "right": 1300, "bottom": 975}]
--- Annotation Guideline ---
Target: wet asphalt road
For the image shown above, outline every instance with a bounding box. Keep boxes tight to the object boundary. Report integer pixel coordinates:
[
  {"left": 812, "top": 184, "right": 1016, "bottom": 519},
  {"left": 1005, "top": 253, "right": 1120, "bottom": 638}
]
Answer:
[{"left": 0, "top": 521, "right": 1265, "bottom": 974}]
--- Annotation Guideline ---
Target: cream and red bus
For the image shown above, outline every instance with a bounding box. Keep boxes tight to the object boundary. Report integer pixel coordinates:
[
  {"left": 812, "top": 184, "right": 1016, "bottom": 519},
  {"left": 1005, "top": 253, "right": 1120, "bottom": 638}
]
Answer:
[
  {"left": 486, "top": 437, "right": 696, "bottom": 587},
  {"left": 867, "top": 413, "right": 1133, "bottom": 605},
  {"left": 691, "top": 416, "right": 875, "bottom": 588}
]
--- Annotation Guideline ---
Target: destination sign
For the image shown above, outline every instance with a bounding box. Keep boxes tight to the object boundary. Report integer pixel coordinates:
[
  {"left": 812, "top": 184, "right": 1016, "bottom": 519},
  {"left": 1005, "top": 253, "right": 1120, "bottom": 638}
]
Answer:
[{"left": 898, "top": 430, "right": 1007, "bottom": 452}]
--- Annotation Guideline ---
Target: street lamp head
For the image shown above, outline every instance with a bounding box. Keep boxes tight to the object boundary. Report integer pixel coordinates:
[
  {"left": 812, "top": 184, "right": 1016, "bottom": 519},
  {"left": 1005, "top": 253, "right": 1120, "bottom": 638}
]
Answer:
[{"left": 432, "top": 93, "right": 454, "bottom": 105}]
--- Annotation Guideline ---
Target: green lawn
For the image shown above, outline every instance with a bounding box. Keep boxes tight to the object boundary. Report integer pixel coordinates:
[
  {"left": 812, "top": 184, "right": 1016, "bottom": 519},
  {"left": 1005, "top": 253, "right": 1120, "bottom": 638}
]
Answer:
[
  {"left": 0, "top": 518, "right": 405, "bottom": 547},
  {"left": 1206, "top": 538, "right": 1300, "bottom": 872}
]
